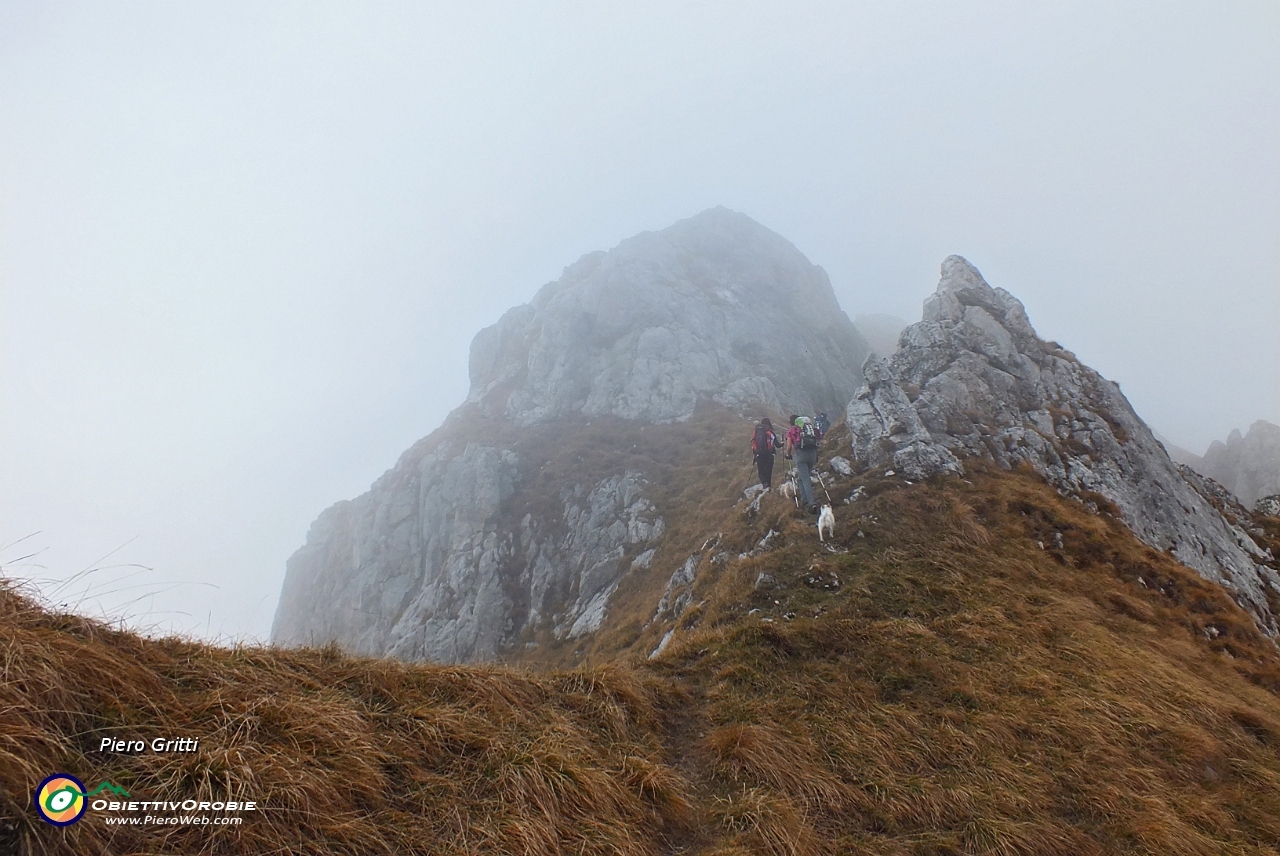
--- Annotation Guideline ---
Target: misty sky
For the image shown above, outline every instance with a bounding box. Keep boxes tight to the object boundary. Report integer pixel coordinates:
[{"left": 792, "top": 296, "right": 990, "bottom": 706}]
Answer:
[{"left": 2, "top": 2, "right": 1277, "bottom": 642}]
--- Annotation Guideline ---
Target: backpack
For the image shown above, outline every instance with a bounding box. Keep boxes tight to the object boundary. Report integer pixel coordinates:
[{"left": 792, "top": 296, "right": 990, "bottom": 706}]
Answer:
[
  {"left": 799, "top": 418, "right": 819, "bottom": 450},
  {"left": 752, "top": 425, "right": 773, "bottom": 456}
]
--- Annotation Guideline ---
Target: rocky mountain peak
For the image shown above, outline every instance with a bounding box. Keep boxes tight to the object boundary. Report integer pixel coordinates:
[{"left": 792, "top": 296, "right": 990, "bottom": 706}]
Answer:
[
  {"left": 924, "top": 255, "right": 1036, "bottom": 339},
  {"left": 273, "top": 210, "right": 871, "bottom": 663},
  {"left": 466, "top": 207, "right": 868, "bottom": 426},
  {"left": 848, "top": 257, "right": 1280, "bottom": 634}
]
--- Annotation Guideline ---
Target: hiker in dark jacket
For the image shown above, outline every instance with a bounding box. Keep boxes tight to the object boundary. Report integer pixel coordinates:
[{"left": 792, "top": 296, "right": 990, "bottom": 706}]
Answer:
[
  {"left": 751, "top": 418, "right": 780, "bottom": 488},
  {"left": 785, "top": 415, "right": 820, "bottom": 512}
]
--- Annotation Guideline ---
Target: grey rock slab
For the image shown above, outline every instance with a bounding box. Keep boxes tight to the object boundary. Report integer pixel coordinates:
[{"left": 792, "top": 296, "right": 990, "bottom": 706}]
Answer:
[
  {"left": 754, "top": 572, "right": 778, "bottom": 591},
  {"left": 648, "top": 628, "right": 675, "bottom": 660},
  {"left": 651, "top": 555, "right": 699, "bottom": 624}
]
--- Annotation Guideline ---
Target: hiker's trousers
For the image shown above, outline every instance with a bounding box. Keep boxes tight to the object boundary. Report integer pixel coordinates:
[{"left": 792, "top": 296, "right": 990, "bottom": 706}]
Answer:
[
  {"left": 794, "top": 448, "right": 817, "bottom": 506},
  {"left": 756, "top": 453, "right": 775, "bottom": 488}
]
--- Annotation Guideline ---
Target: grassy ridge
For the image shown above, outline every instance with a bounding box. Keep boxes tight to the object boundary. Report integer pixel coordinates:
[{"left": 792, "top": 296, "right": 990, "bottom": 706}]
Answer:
[
  {"left": 647, "top": 462, "right": 1280, "bottom": 853},
  {"left": 0, "top": 591, "right": 692, "bottom": 855},
  {"left": 5, "top": 411, "right": 1280, "bottom": 854}
]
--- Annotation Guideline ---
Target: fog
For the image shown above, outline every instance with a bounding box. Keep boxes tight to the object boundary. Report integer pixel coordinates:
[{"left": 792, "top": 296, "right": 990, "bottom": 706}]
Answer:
[{"left": 2, "top": 2, "right": 1277, "bottom": 641}]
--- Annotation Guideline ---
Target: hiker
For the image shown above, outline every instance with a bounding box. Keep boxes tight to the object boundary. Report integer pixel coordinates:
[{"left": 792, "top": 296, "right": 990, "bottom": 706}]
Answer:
[
  {"left": 786, "top": 414, "right": 821, "bottom": 513},
  {"left": 814, "top": 412, "right": 830, "bottom": 439},
  {"left": 751, "top": 417, "right": 780, "bottom": 488}
]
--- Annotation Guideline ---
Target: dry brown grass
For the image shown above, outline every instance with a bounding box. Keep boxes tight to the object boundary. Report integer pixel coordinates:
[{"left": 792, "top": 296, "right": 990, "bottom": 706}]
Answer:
[
  {"left": 0, "top": 586, "right": 691, "bottom": 855},
  {"left": 709, "top": 786, "right": 823, "bottom": 856},
  {"left": 702, "top": 724, "right": 851, "bottom": 812},
  {"left": 635, "top": 449, "right": 1280, "bottom": 855},
  {"left": 6, "top": 411, "right": 1280, "bottom": 854}
]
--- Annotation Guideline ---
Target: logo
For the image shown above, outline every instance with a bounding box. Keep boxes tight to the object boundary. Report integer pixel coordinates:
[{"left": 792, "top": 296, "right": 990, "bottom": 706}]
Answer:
[{"left": 34, "top": 774, "right": 130, "bottom": 826}]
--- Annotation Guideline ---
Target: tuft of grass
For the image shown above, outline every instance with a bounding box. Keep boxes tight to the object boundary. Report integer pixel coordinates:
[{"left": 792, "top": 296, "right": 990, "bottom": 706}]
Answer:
[
  {"left": 702, "top": 723, "right": 851, "bottom": 810},
  {"left": 709, "top": 787, "right": 822, "bottom": 856}
]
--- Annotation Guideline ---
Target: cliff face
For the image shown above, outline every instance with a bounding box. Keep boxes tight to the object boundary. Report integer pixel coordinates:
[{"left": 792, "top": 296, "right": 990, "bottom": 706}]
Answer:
[
  {"left": 846, "top": 256, "right": 1280, "bottom": 634},
  {"left": 272, "top": 442, "right": 521, "bottom": 661},
  {"left": 272, "top": 209, "right": 869, "bottom": 662},
  {"left": 270, "top": 434, "right": 669, "bottom": 661}
]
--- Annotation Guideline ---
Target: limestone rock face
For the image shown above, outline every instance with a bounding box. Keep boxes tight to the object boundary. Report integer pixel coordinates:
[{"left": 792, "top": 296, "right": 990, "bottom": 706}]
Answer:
[
  {"left": 847, "top": 354, "right": 963, "bottom": 481},
  {"left": 274, "top": 208, "right": 866, "bottom": 662},
  {"left": 1192, "top": 421, "right": 1280, "bottom": 508},
  {"left": 272, "top": 441, "right": 520, "bottom": 662},
  {"left": 524, "top": 472, "right": 665, "bottom": 640},
  {"left": 467, "top": 207, "right": 869, "bottom": 425},
  {"left": 272, "top": 434, "right": 665, "bottom": 661},
  {"left": 846, "top": 256, "right": 1280, "bottom": 634}
]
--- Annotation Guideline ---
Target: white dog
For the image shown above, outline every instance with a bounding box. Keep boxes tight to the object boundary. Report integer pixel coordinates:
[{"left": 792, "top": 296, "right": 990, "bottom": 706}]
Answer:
[
  {"left": 779, "top": 480, "right": 797, "bottom": 501},
  {"left": 817, "top": 504, "right": 835, "bottom": 542}
]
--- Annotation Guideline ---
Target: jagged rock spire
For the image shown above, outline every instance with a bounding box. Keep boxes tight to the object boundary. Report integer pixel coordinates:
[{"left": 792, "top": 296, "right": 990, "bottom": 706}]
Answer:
[{"left": 847, "top": 257, "right": 1280, "bottom": 634}]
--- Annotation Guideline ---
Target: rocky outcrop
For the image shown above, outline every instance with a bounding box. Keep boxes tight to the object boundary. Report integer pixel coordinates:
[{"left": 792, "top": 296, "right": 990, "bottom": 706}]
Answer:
[
  {"left": 847, "top": 354, "right": 963, "bottom": 481},
  {"left": 272, "top": 441, "right": 520, "bottom": 661},
  {"left": 1190, "top": 421, "right": 1280, "bottom": 508},
  {"left": 846, "top": 256, "right": 1280, "bottom": 634},
  {"left": 272, "top": 435, "right": 664, "bottom": 661},
  {"left": 467, "top": 207, "right": 869, "bottom": 425},
  {"left": 274, "top": 208, "right": 868, "bottom": 662},
  {"left": 525, "top": 472, "right": 665, "bottom": 640}
]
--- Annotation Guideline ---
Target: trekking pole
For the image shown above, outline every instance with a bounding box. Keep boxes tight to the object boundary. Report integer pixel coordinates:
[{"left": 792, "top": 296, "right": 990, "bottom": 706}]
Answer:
[
  {"left": 814, "top": 470, "right": 834, "bottom": 505},
  {"left": 788, "top": 459, "right": 800, "bottom": 507}
]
